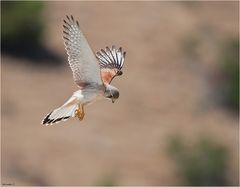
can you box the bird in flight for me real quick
[42,15,126,125]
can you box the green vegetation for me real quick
[1,1,61,63]
[219,39,239,111]
[182,32,239,112]
[168,136,228,186]
[1,1,44,49]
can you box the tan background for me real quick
[2,1,239,186]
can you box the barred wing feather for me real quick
[63,15,102,87]
[96,46,126,84]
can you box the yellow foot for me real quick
[75,105,85,121]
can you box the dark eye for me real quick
[117,71,123,75]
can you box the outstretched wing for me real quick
[96,46,126,84]
[63,15,102,88]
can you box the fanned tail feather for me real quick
[41,96,78,125]
[42,104,77,125]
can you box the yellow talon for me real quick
[75,104,85,121]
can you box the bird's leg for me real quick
[80,104,85,120]
[75,104,85,121]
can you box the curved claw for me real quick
[75,104,85,121]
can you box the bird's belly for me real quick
[73,88,104,106]
[83,92,103,106]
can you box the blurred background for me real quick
[1,1,239,186]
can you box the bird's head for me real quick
[104,84,119,103]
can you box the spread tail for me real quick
[42,96,78,125]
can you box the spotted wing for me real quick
[96,46,126,84]
[63,15,102,88]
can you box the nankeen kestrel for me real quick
[42,15,126,125]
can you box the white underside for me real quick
[73,88,105,105]
[42,88,105,125]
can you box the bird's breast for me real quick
[81,88,104,105]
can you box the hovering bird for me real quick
[42,15,126,125]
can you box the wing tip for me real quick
[63,15,79,28]
[71,15,74,21]
[66,15,70,21]
[123,51,126,58]
[97,45,126,70]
